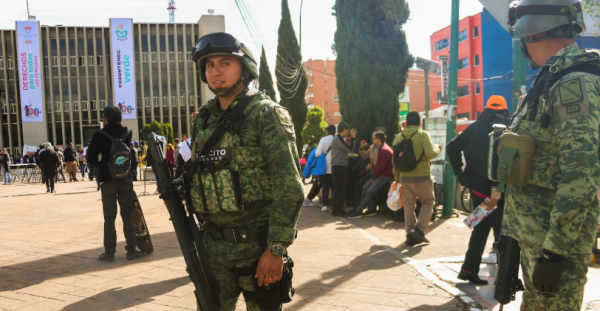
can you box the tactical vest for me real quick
[189,93,272,214]
[495,48,600,192]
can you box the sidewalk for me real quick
[0,180,597,311]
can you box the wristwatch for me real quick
[267,242,287,257]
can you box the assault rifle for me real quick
[147,133,219,311]
[494,235,524,311]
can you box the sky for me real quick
[0,0,485,71]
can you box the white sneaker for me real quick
[321,206,328,212]
[303,199,314,207]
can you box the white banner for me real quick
[16,21,44,123]
[398,86,410,103]
[439,55,449,105]
[109,18,136,120]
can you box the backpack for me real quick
[393,131,424,173]
[98,128,132,180]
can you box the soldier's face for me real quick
[205,56,243,90]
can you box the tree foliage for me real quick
[582,1,600,30]
[162,123,175,144]
[276,0,308,154]
[301,107,328,145]
[334,0,413,142]
[258,46,278,102]
[149,120,164,136]
[142,124,152,142]
[142,120,174,144]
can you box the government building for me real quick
[0,15,225,156]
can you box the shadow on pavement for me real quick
[0,231,183,293]
[57,277,190,311]
[406,296,475,311]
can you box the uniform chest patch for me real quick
[558,78,584,105]
[196,147,234,163]
[566,104,580,113]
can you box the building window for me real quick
[88,56,95,66]
[97,56,104,66]
[153,97,159,107]
[47,103,52,112]
[70,56,77,67]
[11,104,17,114]
[55,102,61,112]
[457,112,470,119]
[151,52,157,62]
[178,52,183,61]
[458,57,469,70]
[187,52,192,61]
[52,57,58,67]
[61,56,67,67]
[64,102,70,111]
[1,105,7,114]
[458,85,470,97]
[458,30,468,43]
[43,57,48,67]
[144,98,150,107]
[473,26,479,38]
[436,92,442,102]
[0,59,4,69]
[162,97,168,107]
[160,52,166,62]
[436,66,441,76]
[475,83,481,95]
[171,96,177,106]
[168,52,174,61]
[90,100,97,110]
[435,38,449,52]
[189,97,195,106]
[7,59,14,69]
[99,100,106,109]
[180,96,185,106]
[474,55,480,67]
[73,101,79,111]
[82,101,88,110]
[79,56,86,66]
[142,52,148,62]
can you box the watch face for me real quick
[272,244,284,255]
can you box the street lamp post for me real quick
[415,57,438,118]
[299,0,304,49]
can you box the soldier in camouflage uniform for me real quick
[189,33,304,310]
[502,0,600,310]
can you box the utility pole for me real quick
[299,0,304,49]
[511,31,527,113]
[416,57,438,118]
[442,0,460,218]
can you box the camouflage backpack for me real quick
[98,128,132,180]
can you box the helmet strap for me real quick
[208,73,249,97]
[520,40,542,70]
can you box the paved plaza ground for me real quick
[0,180,598,311]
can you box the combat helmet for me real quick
[191,33,258,96]
[508,0,586,68]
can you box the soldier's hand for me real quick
[255,250,284,287]
[532,252,564,294]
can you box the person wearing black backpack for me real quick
[392,111,441,246]
[87,106,146,262]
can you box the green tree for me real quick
[301,106,328,145]
[142,124,152,142]
[334,0,413,142]
[276,0,308,154]
[162,123,175,144]
[149,120,164,136]
[258,45,278,102]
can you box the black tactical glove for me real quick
[531,250,565,294]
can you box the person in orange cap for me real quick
[446,95,510,284]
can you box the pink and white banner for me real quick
[15,21,44,123]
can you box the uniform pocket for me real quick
[519,120,558,189]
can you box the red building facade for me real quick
[303,59,340,125]
[429,13,484,120]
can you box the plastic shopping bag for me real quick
[387,182,403,212]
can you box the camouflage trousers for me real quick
[520,242,591,311]
[197,229,283,311]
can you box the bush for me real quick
[301,107,328,145]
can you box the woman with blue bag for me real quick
[302,125,336,211]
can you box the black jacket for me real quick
[37,149,59,173]
[1,154,10,171]
[86,123,132,182]
[64,147,76,162]
[446,109,509,197]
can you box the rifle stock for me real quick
[494,235,524,307]
[147,134,219,311]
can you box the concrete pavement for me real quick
[0,180,598,311]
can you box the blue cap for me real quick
[134,141,139,145]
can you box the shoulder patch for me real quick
[558,78,583,105]
[271,106,295,137]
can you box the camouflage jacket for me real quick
[503,43,600,256]
[190,88,305,244]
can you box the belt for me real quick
[208,225,267,243]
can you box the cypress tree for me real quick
[258,45,278,102]
[276,0,308,154]
[334,0,413,142]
